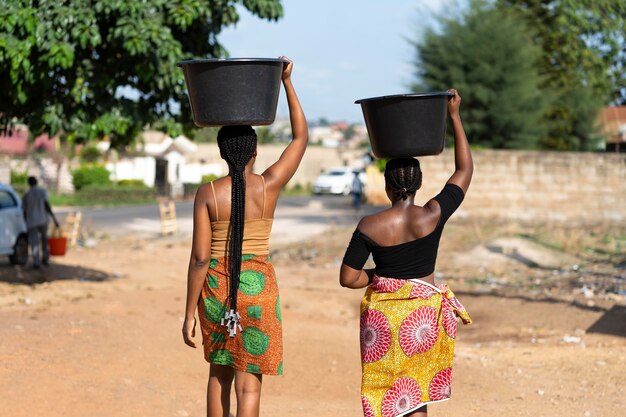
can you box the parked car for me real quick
[312,167,367,195]
[0,184,28,265]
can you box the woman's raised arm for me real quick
[263,56,309,189]
[445,89,473,193]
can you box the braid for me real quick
[384,158,422,200]
[217,125,257,336]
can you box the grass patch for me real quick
[49,185,156,207]
[280,183,312,197]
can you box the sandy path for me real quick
[0,229,624,417]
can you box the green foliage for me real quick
[79,144,102,163]
[414,0,549,149]
[75,185,155,205]
[190,127,220,143]
[201,174,219,183]
[280,182,311,196]
[116,179,148,187]
[72,164,111,191]
[49,185,156,206]
[375,159,387,173]
[498,0,626,149]
[10,170,28,185]
[0,0,284,148]
[256,126,275,144]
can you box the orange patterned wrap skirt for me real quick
[197,254,283,375]
[360,275,472,417]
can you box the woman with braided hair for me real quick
[340,90,473,417]
[182,56,308,417]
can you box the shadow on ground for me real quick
[587,305,626,338]
[0,261,110,285]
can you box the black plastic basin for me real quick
[355,92,453,158]
[179,58,287,127]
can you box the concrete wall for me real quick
[366,149,626,224]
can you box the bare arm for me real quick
[445,89,473,193]
[45,201,59,227]
[263,56,309,190]
[182,186,212,348]
[340,265,373,289]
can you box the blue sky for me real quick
[219,0,455,123]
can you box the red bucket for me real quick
[48,236,67,256]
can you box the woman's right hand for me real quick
[447,89,461,118]
[182,317,197,348]
[280,55,293,81]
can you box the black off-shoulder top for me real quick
[342,183,464,279]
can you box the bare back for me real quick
[205,173,280,222]
[357,200,444,247]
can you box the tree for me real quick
[0,0,283,149]
[413,0,550,149]
[498,0,626,150]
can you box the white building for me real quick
[105,131,222,196]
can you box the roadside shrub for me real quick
[72,165,111,191]
[201,174,219,183]
[10,171,28,185]
[79,144,102,163]
[73,185,156,206]
[183,183,201,198]
[11,184,28,195]
[116,179,148,188]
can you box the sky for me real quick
[219,0,456,124]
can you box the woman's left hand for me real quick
[182,317,197,348]
[279,55,293,81]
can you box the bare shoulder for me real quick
[356,210,389,235]
[194,182,214,204]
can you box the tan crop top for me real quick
[209,176,273,258]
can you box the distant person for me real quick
[182,57,308,417]
[352,170,364,210]
[22,176,59,269]
[339,89,472,417]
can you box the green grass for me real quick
[280,183,312,197]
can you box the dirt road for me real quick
[0,223,624,417]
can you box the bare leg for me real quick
[207,364,235,417]
[407,405,427,417]
[234,370,263,417]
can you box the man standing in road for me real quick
[351,170,364,211]
[22,176,59,268]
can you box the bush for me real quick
[11,184,28,196]
[10,171,28,185]
[72,165,111,191]
[201,174,219,183]
[73,185,156,206]
[79,144,102,163]
[116,179,148,188]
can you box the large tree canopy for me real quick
[413,1,550,149]
[0,0,283,148]
[498,0,626,150]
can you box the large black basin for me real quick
[355,92,453,158]
[179,58,287,127]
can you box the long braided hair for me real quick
[217,125,257,333]
[384,158,422,200]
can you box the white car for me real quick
[0,184,28,265]
[312,167,367,195]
